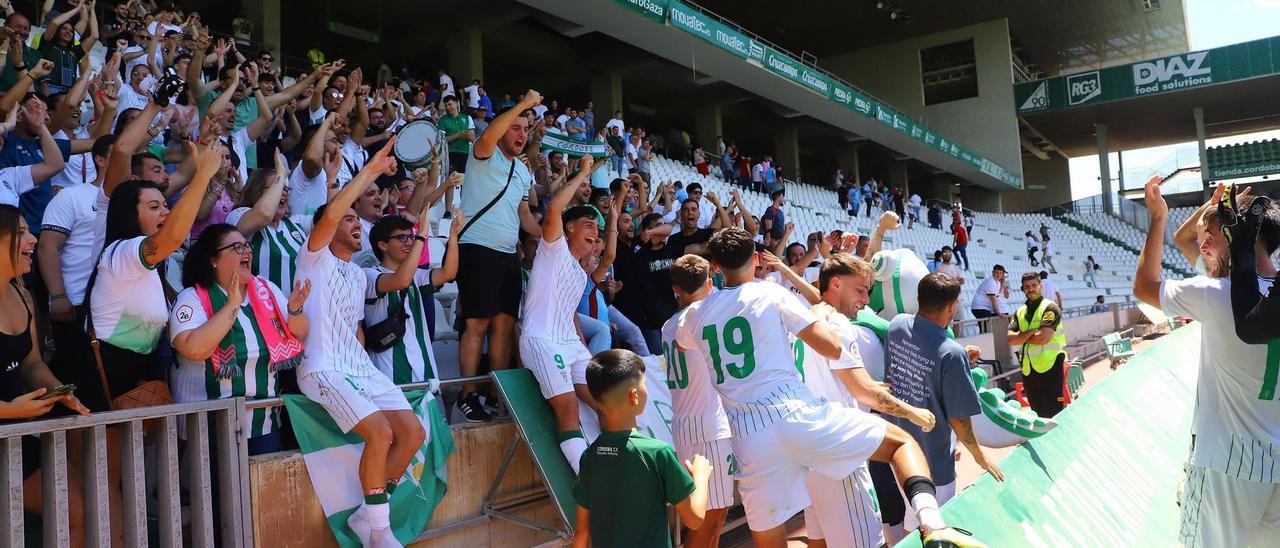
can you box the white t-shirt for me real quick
[1042,241,1053,256]
[531,104,548,119]
[910,194,922,208]
[336,138,369,187]
[675,281,820,437]
[605,118,625,135]
[146,21,182,36]
[521,236,589,342]
[289,162,329,218]
[1025,235,1038,249]
[766,267,820,307]
[438,74,455,97]
[463,84,480,108]
[51,128,95,188]
[309,104,328,126]
[90,237,170,354]
[1041,279,1062,305]
[222,127,252,184]
[122,46,162,79]
[169,280,288,438]
[1161,276,1280,482]
[555,113,570,129]
[662,303,731,446]
[0,165,35,206]
[40,182,100,305]
[363,266,441,384]
[851,321,887,381]
[800,310,865,411]
[935,262,963,283]
[296,245,376,377]
[115,83,154,129]
[970,276,1002,312]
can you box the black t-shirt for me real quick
[627,243,681,328]
[666,228,712,256]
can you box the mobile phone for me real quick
[38,384,76,400]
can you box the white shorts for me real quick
[675,437,736,511]
[298,371,412,433]
[519,337,591,399]
[1179,465,1280,548]
[733,401,887,531]
[804,464,884,548]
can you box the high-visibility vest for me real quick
[1016,299,1067,375]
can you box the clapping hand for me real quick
[288,279,312,315]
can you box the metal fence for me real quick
[0,398,251,548]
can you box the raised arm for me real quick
[42,5,80,42]
[1133,176,1168,306]
[105,99,163,196]
[140,141,223,267]
[27,122,66,182]
[431,209,465,287]
[763,251,820,305]
[542,155,593,243]
[234,152,287,236]
[0,60,53,119]
[186,31,210,99]
[300,112,334,178]
[80,2,99,53]
[309,137,396,252]
[863,211,900,261]
[591,188,623,282]
[707,192,730,229]
[733,190,757,234]
[243,79,272,141]
[475,89,540,160]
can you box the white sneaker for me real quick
[369,526,403,548]
[347,505,373,546]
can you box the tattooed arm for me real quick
[950,416,1005,481]
[835,367,935,431]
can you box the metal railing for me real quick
[0,398,251,547]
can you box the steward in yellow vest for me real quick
[1007,272,1067,418]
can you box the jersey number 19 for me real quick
[701,316,756,384]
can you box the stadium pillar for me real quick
[244,0,281,58]
[694,105,722,151]
[590,72,623,126]
[1095,123,1114,215]
[448,29,484,85]
[890,159,909,195]
[1195,107,1210,201]
[774,126,801,183]
[837,144,861,187]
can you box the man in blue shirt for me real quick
[454,91,546,422]
[885,273,1004,519]
[565,108,588,142]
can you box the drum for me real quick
[393,119,444,168]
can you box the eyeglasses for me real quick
[388,234,416,244]
[216,242,252,255]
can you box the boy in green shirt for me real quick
[573,349,712,548]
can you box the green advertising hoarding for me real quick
[613,0,668,23]
[1015,35,1280,114]
[762,46,834,98]
[667,1,764,62]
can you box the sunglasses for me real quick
[217,242,252,255]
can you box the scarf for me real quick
[195,277,304,379]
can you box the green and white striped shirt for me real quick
[363,266,441,385]
[228,207,310,292]
[169,282,289,438]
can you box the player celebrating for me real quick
[518,154,606,473]
[664,254,735,548]
[797,253,938,548]
[675,227,984,548]
[295,137,426,547]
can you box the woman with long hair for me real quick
[226,152,305,292]
[0,204,91,544]
[85,140,222,411]
[170,223,311,454]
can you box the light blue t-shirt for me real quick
[590,165,610,189]
[885,314,981,485]
[566,118,588,142]
[459,151,534,253]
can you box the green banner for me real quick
[540,133,613,158]
[667,1,763,62]
[1016,35,1280,114]
[613,0,668,23]
[896,324,1200,547]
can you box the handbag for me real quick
[89,325,173,417]
[365,289,409,353]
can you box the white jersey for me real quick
[169,281,288,438]
[40,182,100,305]
[336,139,369,187]
[289,162,329,218]
[363,266,441,385]
[227,208,310,292]
[675,281,820,437]
[1161,276,1280,482]
[296,246,376,376]
[662,304,731,446]
[521,236,588,343]
[799,311,865,411]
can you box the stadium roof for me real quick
[691,0,1190,78]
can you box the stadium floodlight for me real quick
[876,1,890,10]
[890,9,902,19]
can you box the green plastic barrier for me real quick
[896,324,1201,547]
[490,369,579,532]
